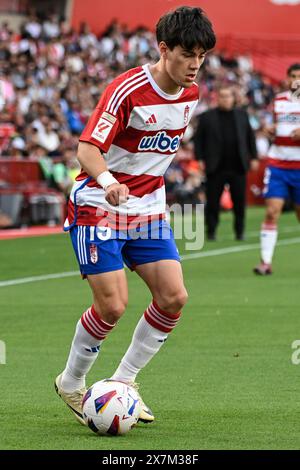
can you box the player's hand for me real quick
[263,125,276,139]
[105,183,129,206]
[290,128,300,141]
[198,160,206,174]
[250,159,259,172]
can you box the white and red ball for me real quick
[82,379,141,436]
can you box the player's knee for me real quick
[265,206,280,224]
[108,303,127,323]
[176,290,189,310]
[95,301,127,324]
[158,288,188,313]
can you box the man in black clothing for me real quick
[194,87,258,240]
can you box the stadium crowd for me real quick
[0,12,285,204]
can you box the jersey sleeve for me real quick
[79,83,129,153]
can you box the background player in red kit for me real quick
[254,64,300,275]
[55,6,216,424]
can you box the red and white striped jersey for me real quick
[67,64,199,227]
[268,90,300,169]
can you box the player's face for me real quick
[163,45,206,89]
[287,70,300,92]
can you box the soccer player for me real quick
[254,64,300,275]
[55,6,216,425]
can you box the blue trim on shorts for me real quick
[263,166,300,204]
[70,220,181,276]
[64,177,92,231]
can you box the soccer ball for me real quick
[82,379,141,436]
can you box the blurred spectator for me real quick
[22,143,56,197]
[66,102,85,134]
[42,14,60,40]
[52,147,80,197]
[171,141,205,206]
[0,71,15,107]
[35,117,60,155]
[23,15,42,39]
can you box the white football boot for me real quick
[130,383,155,423]
[54,373,87,426]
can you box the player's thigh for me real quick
[264,197,285,223]
[70,225,128,322]
[135,260,188,313]
[87,269,128,323]
[263,166,289,209]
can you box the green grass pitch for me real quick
[1,207,300,450]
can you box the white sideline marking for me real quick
[222,225,299,241]
[0,236,299,288]
[181,236,300,260]
[0,271,79,287]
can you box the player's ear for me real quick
[158,41,168,59]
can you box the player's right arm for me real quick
[263,98,277,140]
[263,124,276,140]
[77,141,129,206]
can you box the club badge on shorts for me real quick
[90,244,98,264]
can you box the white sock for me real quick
[60,320,102,392]
[260,222,278,264]
[111,316,168,384]
[61,306,115,392]
[111,301,180,384]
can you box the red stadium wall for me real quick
[71,0,300,37]
[71,0,300,82]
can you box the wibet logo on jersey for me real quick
[92,111,117,144]
[138,131,183,153]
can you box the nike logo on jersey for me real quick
[138,131,183,153]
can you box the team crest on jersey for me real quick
[90,244,98,264]
[184,105,190,125]
[91,112,116,144]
